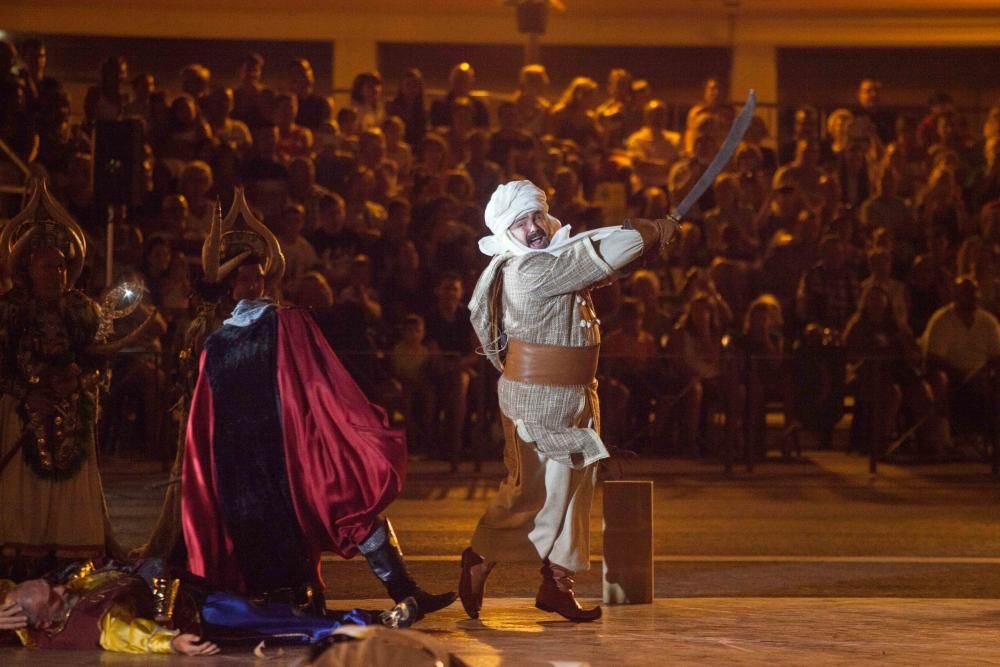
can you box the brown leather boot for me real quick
[534,561,602,622]
[458,547,494,619]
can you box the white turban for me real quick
[479,180,571,256]
[478,179,622,257]
[484,180,550,236]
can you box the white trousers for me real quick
[471,416,596,573]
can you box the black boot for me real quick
[358,518,457,618]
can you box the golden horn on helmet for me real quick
[232,186,285,284]
[65,228,86,287]
[0,180,41,270]
[201,199,223,283]
[216,250,252,282]
[6,226,39,274]
[38,179,87,260]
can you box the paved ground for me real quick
[4,447,1000,664]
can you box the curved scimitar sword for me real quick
[671,89,757,221]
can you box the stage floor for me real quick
[3,450,999,664]
[3,596,1000,665]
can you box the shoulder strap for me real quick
[469,254,512,372]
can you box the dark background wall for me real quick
[377,42,731,101]
[9,33,1000,127]
[9,32,334,94]
[778,47,1000,111]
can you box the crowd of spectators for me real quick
[1,38,998,467]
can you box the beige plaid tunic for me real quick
[469,226,646,569]
[471,237,618,468]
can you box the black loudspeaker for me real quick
[516,1,548,34]
[94,119,145,206]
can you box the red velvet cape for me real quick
[181,307,406,592]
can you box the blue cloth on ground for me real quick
[201,592,373,644]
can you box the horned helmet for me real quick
[201,186,285,285]
[0,178,88,288]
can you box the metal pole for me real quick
[992,369,999,476]
[745,354,756,473]
[105,209,115,288]
[868,358,882,475]
[0,136,31,177]
[524,33,540,66]
[722,350,735,475]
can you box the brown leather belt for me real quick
[503,338,599,386]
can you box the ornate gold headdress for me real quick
[0,178,88,286]
[201,186,285,284]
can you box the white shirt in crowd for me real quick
[626,126,681,189]
[280,235,320,288]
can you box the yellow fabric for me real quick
[66,569,122,595]
[98,602,176,654]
